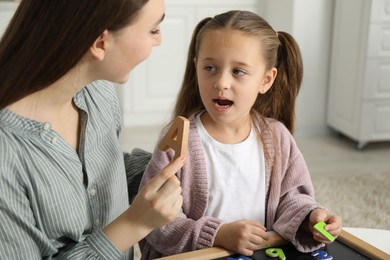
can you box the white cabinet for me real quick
[117,0,262,127]
[327,0,390,149]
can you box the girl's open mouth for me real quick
[212,99,234,108]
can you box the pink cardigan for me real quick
[139,113,323,259]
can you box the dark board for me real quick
[212,239,371,260]
[157,230,389,260]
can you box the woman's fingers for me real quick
[172,193,183,214]
[140,156,185,221]
[146,156,185,193]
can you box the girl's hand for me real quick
[214,220,269,256]
[309,208,342,244]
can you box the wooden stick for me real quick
[338,229,389,260]
[156,231,288,260]
[158,116,190,160]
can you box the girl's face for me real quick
[195,29,276,129]
[103,0,165,83]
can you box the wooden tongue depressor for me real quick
[158,116,190,160]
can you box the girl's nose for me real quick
[214,73,231,90]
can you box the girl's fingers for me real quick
[248,234,264,248]
[313,231,330,243]
[247,228,270,251]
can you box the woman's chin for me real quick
[114,75,130,85]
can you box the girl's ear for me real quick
[259,67,277,94]
[89,29,110,61]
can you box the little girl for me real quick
[139,10,342,259]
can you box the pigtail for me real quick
[173,18,212,119]
[255,31,303,134]
[275,31,303,133]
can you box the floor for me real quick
[295,132,390,177]
[120,126,390,177]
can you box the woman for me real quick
[0,0,183,259]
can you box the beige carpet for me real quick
[311,171,390,230]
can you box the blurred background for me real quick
[2,0,389,147]
[1,0,390,230]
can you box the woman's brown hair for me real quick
[173,10,303,133]
[0,0,149,109]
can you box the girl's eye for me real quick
[204,65,216,72]
[233,69,245,76]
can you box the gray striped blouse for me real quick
[0,81,132,259]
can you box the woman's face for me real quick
[103,0,165,83]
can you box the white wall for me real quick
[0,2,17,36]
[117,0,262,128]
[264,0,334,136]
[0,0,335,137]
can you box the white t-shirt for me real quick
[195,113,266,224]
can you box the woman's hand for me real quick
[104,156,185,252]
[131,156,184,229]
[214,220,269,256]
[309,208,342,244]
